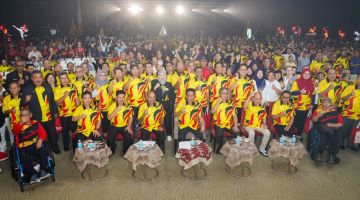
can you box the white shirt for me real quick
[28,51,43,61]
[261,80,281,104]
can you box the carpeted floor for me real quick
[1,140,360,200]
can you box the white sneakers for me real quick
[167,136,172,142]
[259,148,268,157]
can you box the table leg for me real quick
[181,163,207,181]
[271,159,297,175]
[81,165,108,181]
[132,165,159,181]
[225,163,251,178]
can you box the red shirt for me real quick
[13,120,47,148]
[202,66,212,81]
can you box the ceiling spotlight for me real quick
[211,9,216,12]
[128,4,143,15]
[176,5,184,15]
[115,7,121,11]
[192,8,197,12]
[224,9,229,13]
[156,6,164,14]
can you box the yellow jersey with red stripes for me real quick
[167,72,180,88]
[73,105,102,137]
[96,84,112,112]
[244,102,267,128]
[138,101,165,132]
[318,79,342,105]
[35,86,52,122]
[232,77,254,108]
[271,100,294,126]
[188,78,208,108]
[175,100,203,130]
[127,77,147,107]
[110,79,125,100]
[309,60,324,74]
[290,81,314,111]
[207,74,229,103]
[213,100,236,129]
[74,78,96,100]
[2,95,20,126]
[108,103,133,127]
[341,84,360,120]
[175,72,190,104]
[54,85,78,117]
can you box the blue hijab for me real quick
[253,69,266,90]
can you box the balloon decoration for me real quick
[338,29,346,39]
[322,27,329,39]
[291,25,302,36]
[12,24,29,40]
[277,26,285,36]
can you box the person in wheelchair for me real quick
[12,107,50,184]
[311,97,343,165]
[175,88,206,142]
[137,90,166,152]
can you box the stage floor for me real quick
[1,140,360,200]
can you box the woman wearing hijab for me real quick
[94,69,111,135]
[290,67,315,137]
[253,69,266,92]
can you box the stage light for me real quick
[115,7,121,11]
[156,6,164,14]
[176,5,184,15]
[192,8,197,12]
[128,4,143,15]
[211,9,216,12]
[224,9,229,13]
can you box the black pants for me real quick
[101,112,110,133]
[275,124,287,137]
[19,144,48,176]
[236,107,242,124]
[106,126,133,154]
[318,130,341,156]
[141,129,165,152]
[41,119,59,151]
[214,125,240,153]
[164,110,173,136]
[178,127,203,141]
[341,117,357,146]
[60,116,76,149]
[131,106,139,129]
[293,109,308,136]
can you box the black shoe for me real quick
[339,145,345,150]
[64,147,70,152]
[327,155,340,165]
[53,149,61,154]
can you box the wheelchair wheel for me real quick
[9,146,19,181]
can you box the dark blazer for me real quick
[151,80,175,112]
[5,70,32,91]
[21,83,58,122]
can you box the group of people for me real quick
[0,34,359,181]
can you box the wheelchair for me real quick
[8,143,56,192]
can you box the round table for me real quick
[220,140,259,178]
[175,141,213,181]
[268,139,305,175]
[124,143,164,181]
[72,143,112,181]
